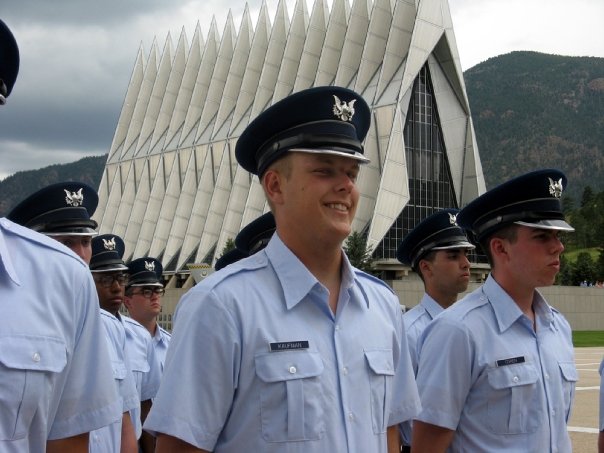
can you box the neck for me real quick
[491,269,535,314]
[136,317,158,337]
[425,288,457,309]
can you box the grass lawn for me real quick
[573,331,604,347]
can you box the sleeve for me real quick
[48,270,121,439]
[140,335,161,401]
[387,304,421,426]
[414,316,474,430]
[143,287,241,450]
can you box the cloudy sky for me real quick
[1,0,603,180]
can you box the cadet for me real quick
[412,169,577,452]
[122,257,164,452]
[145,86,421,452]
[396,208,474,449]
[124,257,171,369]
[0,18,120,451]
[90,234,140,453]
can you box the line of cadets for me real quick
[1,15,587,452]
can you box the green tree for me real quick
[219,238,236,258]
[344,231,373,274]
[557,255,574,286]
[572,252,597,285]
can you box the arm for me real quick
[139,399,155,453]
[121,412,139,453]
[387,425,401,453]
[412,420,455,453]
[156,434,210,453]
[46,433,89,453]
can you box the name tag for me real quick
[269,341,309,352]
[496,356,526,367]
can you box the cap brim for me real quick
[431,241,476,251]
[46,229,98,237]
[128,282,163,288]
[91,264,129,272]
[289,148,370,164]
[514,220,574,232]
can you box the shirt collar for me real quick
[265,233,359,310]
[0,218,22,285]
[483,274,555,332]
[420,293,445,319]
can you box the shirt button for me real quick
[335,325,340,331]
[289,366,297,374]
[552,410,556,416]
[545,374,550,380]
[342,367,348,375]
[348,412,354,421]
[512,376,519,383]
[32,352,41,362]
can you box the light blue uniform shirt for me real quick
[123,316,161,438]
[0,218,120,452]
[599,359,604,431]
[400,293,444,445]
[89,310,140,452]
[416,275,577,452]
[152,325,171,371]
[145,234,420,452]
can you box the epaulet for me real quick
[353,268,395,295]
[159,326,172,338]
[403,305,427,326]
[123,316,145,330]
[200,252,268,291]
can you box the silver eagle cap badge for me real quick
[548,177,563,198]
[102,237,117,251]
[145,260,155,271]
[64,188,84,207]
[448,212,458,226]
[332,95,356,122]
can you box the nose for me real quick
[336,172,355,193]
[461,254,470,269]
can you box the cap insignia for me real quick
[102,237,116,251]
[332,95,356,122]
[448,212,458,226]
[145,260,155,271]
[64,188,84,207]
[548,177,563,198]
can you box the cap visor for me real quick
[128,282,163,287]
[46,229,98,237]
[431,241,476,251]
[91,264,129,272]
[289,148,370,164]
[514,220,574,232]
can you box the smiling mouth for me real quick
[326,203,349,212]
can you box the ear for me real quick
[123,296,132,310]
[262,169,285,206]
[490,237,509,262]
[418,259,432,278]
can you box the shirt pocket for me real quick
[486,363,541,434]
[365,349,395,434]
[0,335,67,441]
[558,361,578,415]
[255,351,325,442]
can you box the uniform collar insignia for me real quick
[332,95,356,122]
[448,212,458,225]
[548,177,563,198]
[102,237,116,250]
[64,188,84,207]
[145,260,155,271]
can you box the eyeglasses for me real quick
[131,287,165,298]
[94,274,128,288]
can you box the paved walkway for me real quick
[570,347,602,452]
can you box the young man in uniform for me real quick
[396,208,474,450]
[145,86,420,452]
[412,169,577,452]
[0,18,120,452]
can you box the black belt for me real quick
[401,446,411,453]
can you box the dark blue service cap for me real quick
[7,181,99,236]
[457,169,574,242]
[235,212,276,255]
[127,257,163,287]
[90,234,128,272]
[215,248,248,271]
[0,19,19,104]
[235,86,371,176]
[397,209,475,268]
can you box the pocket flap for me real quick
[364,349,395,376]
[558,361,578,382]
[255,351,324,382]
[487,363,539,389]
[0,335,67,373]
[112,361,127,380]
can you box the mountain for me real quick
[0,154,106,217]
[464,51,604,201]
[1,51,602,215]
